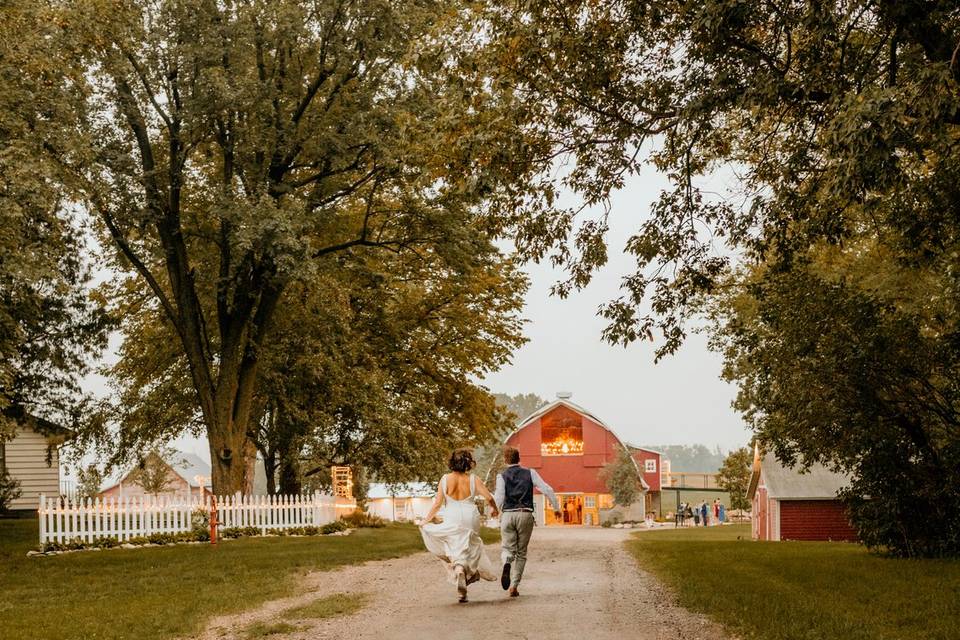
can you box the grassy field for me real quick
[0,518,495,640]
[241,592,368,638]
[629,524,960,640]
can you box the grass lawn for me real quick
[241,592,368,638]
[0,518,498,640]
[629,524,960,640]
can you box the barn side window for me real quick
[541,415,583,456]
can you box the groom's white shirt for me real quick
[494,464,560,511]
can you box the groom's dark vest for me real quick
[501,465,534,511]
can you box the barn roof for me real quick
[508,397,650,491]
[748,448,851,500]
[513,398,611,432]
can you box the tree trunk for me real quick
[263,449,277,495]
[278,441,302,495]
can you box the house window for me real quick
[541,415,583,456]
[584,495,596,509]
[644,459,657,473]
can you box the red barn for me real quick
[504,394,651,526]
[747,446,857,542]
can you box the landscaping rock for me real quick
[26,550,43,557]
[121,543,137,549]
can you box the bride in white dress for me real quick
[419,449,499,602]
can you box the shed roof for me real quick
[100,450,212,493]
[748,448,851,500]
[367,482,435,499]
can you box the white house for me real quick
[1,413,72,512]
[99,451,213,500]
[366,482,435,522]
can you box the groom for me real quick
[494,446,561,597]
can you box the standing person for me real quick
[420,449,499,603]
[700,501,709,527]
[713,499,720,525]
[494,446,561,598]
[693,503,700,526]
[719,502,726,524]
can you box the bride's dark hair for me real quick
[448,449,476,473]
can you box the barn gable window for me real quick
[541,413,583,456]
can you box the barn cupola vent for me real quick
[556,391,572,399]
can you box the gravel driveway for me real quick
[197,527,730,640]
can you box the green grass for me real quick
[0,519,429,640]
[240,591,369,638]
[629,524,960,640]
[285,591,368,620]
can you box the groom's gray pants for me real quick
[500,510,535,588]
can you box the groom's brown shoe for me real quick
[500,563,511,590]
[508,587,519,598]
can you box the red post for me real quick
[209,495,218,546]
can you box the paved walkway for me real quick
[199,527,730,640]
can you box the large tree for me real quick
[484,0,960,555]
[18,0,542,493]
[0,1,111,437]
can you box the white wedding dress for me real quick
[419,474,496,586]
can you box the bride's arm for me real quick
[474,477,499,518]
[421,479,444,524]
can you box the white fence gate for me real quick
[37,493,353,545]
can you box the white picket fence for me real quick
[37,493,355,545]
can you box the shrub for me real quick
[190,507,210,533]
[221,526,260,539]
[339,510,385,528]
[0,470,22,513]
[321,520,348,534]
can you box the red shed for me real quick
[504,394,648,526]
[747,446,857,542]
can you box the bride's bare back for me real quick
[443,472,475,500]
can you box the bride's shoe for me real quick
[455,565,468,602]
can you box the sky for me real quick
[480,167,750,452]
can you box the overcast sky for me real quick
[481,165,750,452]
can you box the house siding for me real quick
[779,500,857,542]
[4,426,60,510]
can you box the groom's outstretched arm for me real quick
[493,473,505,511]
[530,469,560,512]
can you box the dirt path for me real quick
[197,527,730,640]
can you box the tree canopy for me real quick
[11,0,547,493]
[484,0,960,555]
[0,2,111,438]
[716,447,751,511]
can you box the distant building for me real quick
[747,445,857,542]
[1,410,72,512]
[366,482,435,522]
[99,451,212,500]
[503,394,649,526]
